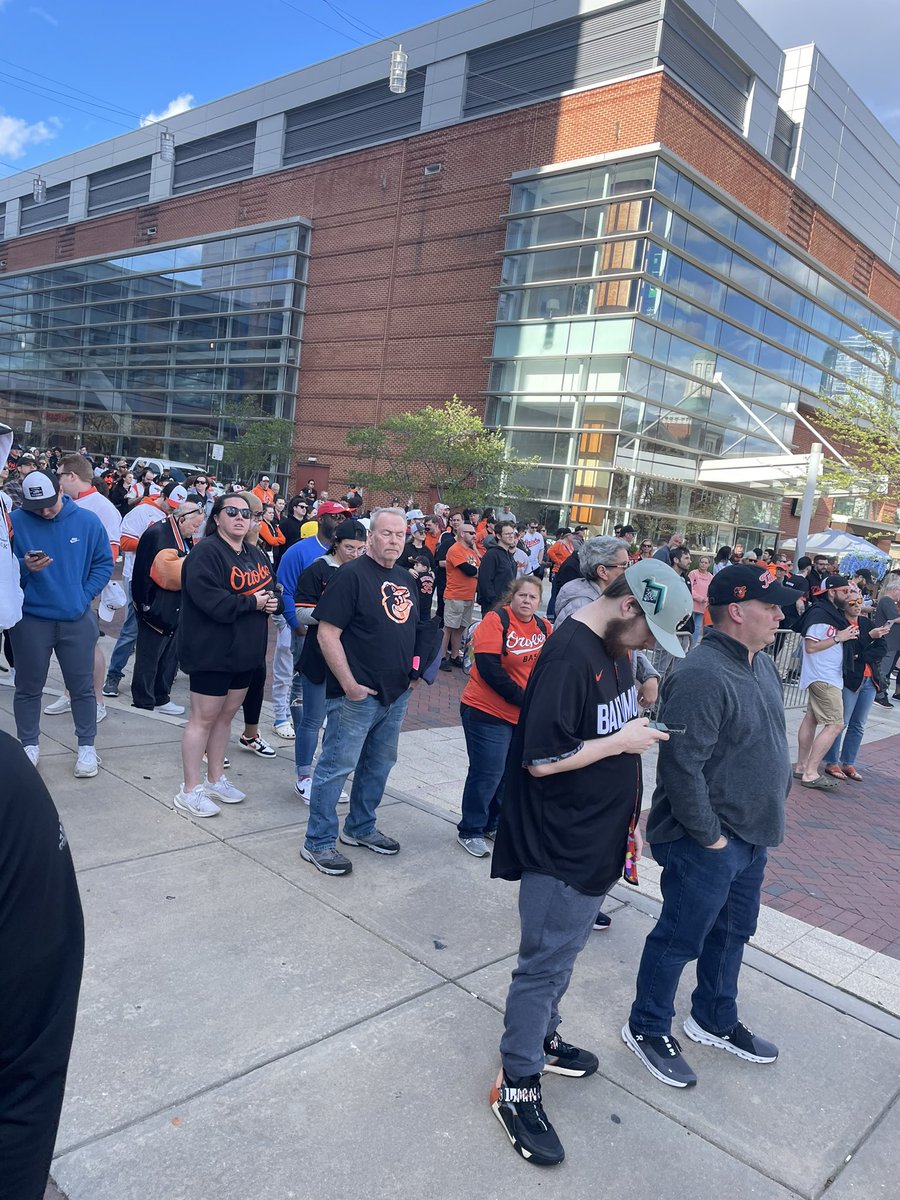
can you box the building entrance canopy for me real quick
[697,453,815,495]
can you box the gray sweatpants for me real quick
[10,611,98,747]
[500,871,600,1079]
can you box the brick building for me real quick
[0,0,897,549]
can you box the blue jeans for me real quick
[458,706,513,837]
[293,674,327,777]
[691,612,705,646]
[823,679,876,767]
[306,690,411,852]
[629,832,767,1036]
[107,580,138,681]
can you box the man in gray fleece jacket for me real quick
[623,564,795,1089]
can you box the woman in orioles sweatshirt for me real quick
[175,494,283,819]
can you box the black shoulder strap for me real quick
[498,606,510,655]
[534,614,549,638]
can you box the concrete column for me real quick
[68,175,89,222]
[149,149,175,202]
[253,113,287,175]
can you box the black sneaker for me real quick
[621,1023,697,1087]
[543,1029,598,1077]
[593,911,611,931]
[683,1015,778,1063]
[874,695,894,708]
[101,677,119,698]
[439,658,453,672]
[490,1070,564,1166]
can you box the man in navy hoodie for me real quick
[10,471,112,778]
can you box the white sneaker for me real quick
[272,720,295,740]
[74,746,101,778]
[23,744,40,767]
[97,702,108,723]
[156,701,186,716]
[295,776,312,803]
[44,694,71,715]
[202,752,231,769]
[204,774,246,804]
[174,784,220,818]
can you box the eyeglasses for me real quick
[179,508,203,519]
[640,543,653,549]
[605,560,630,571]
[195,479,208,486]
[222,506,251,519]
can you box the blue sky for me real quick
[0,0,896,177]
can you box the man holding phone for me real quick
[489,559,691,1166]
[623,563,795,1088]
[9,471,113,777]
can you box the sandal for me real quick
[823,765,846,780]
[841,764,863,781]
[800,775,837,790]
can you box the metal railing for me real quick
[645,629,808,711]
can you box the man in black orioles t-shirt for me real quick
[489,560,691,1167]
[301,507,423,876]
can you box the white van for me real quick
[129,458,207,483]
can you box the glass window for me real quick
[734,218,777,266]
[729,253,770,299]
[687,185,737,244]
[654,159,678,197]
[510,172,593,213]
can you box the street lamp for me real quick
[159,129,176,163]
[389,46,408,94]
[32,176,47,204]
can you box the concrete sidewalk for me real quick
[3,668,898,1200]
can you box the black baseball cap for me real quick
[823,574,850,590]
[21,470,61,511]
[619,524,635,535]
[707,564,799,607]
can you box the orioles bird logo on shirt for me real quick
[381,581,414,624]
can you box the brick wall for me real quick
[3,72,898,497]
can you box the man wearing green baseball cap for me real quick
[488,560,691,1167]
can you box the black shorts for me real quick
[189,669,254,697]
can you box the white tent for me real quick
[779,529,892,567]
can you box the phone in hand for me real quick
[649,721,686,734]
[25,550,47,560]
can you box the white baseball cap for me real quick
[624,559,693,658]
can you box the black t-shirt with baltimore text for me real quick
[313,553,418,706]
[491,617,642,896]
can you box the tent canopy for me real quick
[779,530,892,578]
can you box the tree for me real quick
[221,396,295,482]
[814,334,900,508]
[346,396,536,508]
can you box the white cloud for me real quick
[0,112,58,159]
[139,93,195,128]
[29,6,59,25]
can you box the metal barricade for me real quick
[644,630,807,712]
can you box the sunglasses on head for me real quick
[222,506,251,519]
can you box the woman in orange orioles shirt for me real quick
[456,576,550,858]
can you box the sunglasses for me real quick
[222,506,251,519]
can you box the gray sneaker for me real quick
[300,844,353,875]
[457,835,490,858]
[339,828,400,855]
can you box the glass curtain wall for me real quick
[0,224,308,467]
[488,156,899,547]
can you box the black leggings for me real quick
[2,629,13,669]
[242,663,266,726]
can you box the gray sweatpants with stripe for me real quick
[500,871,600,1079]
[10,611,98,747]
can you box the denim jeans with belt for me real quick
[823,679,876,767]
[629,831,767,1036]
[306,690,411,852]
[458,705,513,838]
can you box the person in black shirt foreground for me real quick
[490,559,691,1167]
[0,731,84,1200]
[623,564,795,1091]
[301,507,438,876]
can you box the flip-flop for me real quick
[841,765,863,781]
[823,765,846,780]
[800,775,837,790]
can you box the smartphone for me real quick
[25,550,47,559]
[649,721,686,734]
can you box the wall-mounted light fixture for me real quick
[389,45,408,94]
[159,129,176,163]
[32,176,47,204]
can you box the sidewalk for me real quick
[3,656,898,1200]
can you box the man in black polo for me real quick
[623,564,794,1088]
[489,559,690,1166]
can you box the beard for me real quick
[602,615,644,661]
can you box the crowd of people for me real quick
[3,428,900,1185]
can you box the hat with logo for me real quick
[98,580,127,623]
[162,481,188,508]
[405,508,425,520]
[18,452,36,465]
[823,574,850,591]
[707,564,799,608]
[624,559,693,657]
[21,471,61,511]
[316,500,351,516]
